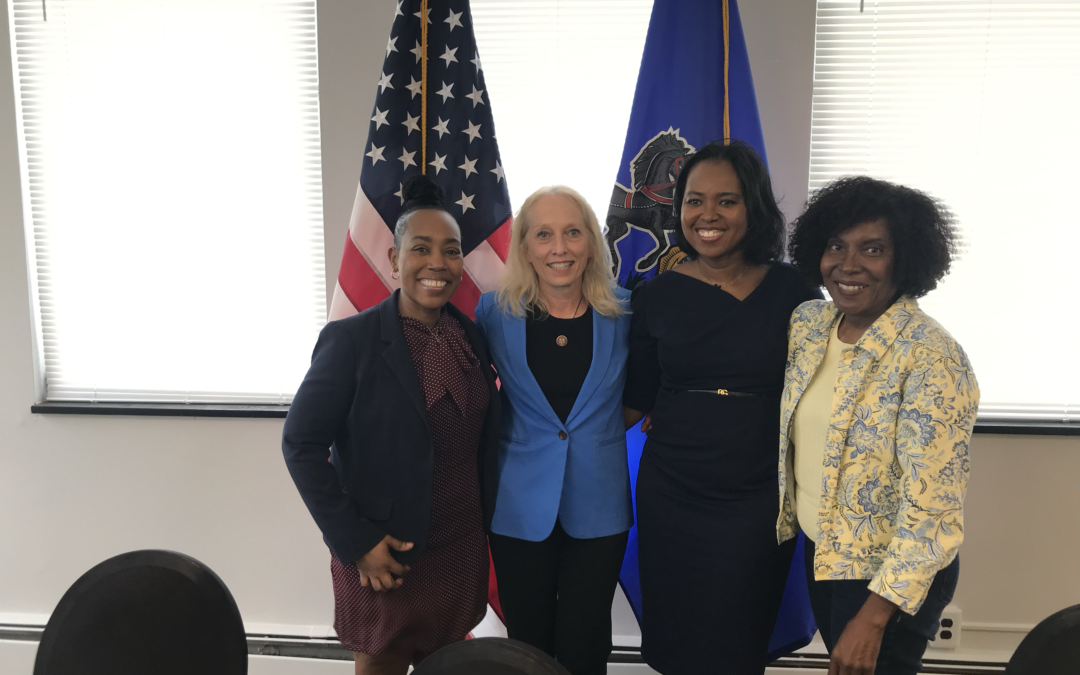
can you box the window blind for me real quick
[10,0,326,404]
[470,0,653,221]
[810,0,1080,422]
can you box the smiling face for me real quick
[821,218,900,330]
[524,193,592,298]
[680,159,748,261]
[389,209,463,323]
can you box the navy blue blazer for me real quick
[474,289,634,542]
[282,291,501,565]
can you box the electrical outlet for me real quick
[929,604,962,650]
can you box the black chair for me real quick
[413,637,572,675]
[34,549,247,675]
[1005,604,1080,675]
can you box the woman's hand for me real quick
[624,406,646,430]
[640,414,652,433]
[829,593,899,674]
[355,535,414,592]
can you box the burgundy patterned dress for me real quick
[330,311,490,656]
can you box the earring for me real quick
[391,271,399,280]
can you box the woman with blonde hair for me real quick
[475,185,632,675]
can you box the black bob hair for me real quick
[393,175,456,249]
[788,176,958,299]
[672,140,785,265]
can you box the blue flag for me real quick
[606,0,817,661]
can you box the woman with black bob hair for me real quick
[623,140,822,674]
[283,175,500,675]
[779,176,979,674]
[671,140,785,266]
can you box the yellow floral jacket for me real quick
[777,296,979,615]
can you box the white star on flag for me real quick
[462,120,482,142]
[413,6,431,23]
[386,36,398,58]
[402,113,420,135]
[440,45,459,67]
[395,1,403,18]
[432,117,451,138]
[406,76,423,100]
[491,160,505,183]
[465,85,485,108]
[366,144,386,165]
[394,182,404,204]
[377,71,394,93]
[436,81,455,102]
[398,149,417,169]
[371,107,389,129]
[410,40,423,64]
[471,51,482,71]
[445,9,464,32]
[459,156,478,178]
[456,192,476,213]
[429,153,448,175]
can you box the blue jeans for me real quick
[804,541,959,675]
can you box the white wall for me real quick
[317,0,386,307]
[0,1,1077,669]
[740,0,817,228]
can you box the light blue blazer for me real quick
[474,289,634,542]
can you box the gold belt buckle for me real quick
[717,389,729,395]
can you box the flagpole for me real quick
[722,0,730,143]
[420,0,429,174]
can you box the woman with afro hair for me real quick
[779,176,980,675]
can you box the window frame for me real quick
[9,0,328,407]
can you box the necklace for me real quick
[702,261,749,288]
[555,295,585,347]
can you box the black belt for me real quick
[661,386,766,398]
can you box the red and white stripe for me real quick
[329,187,511,322]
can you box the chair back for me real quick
[1005,604,1080,675]
[34,549,247,675]
[413,637,572,675]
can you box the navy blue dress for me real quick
[624,263,821,674]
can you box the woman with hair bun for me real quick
[282,175,501,675]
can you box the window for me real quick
[470,0,653,223]
[10,0,325,404]
[809,0,1080,421]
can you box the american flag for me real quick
[328,0,513,321]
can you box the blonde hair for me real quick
[495,185,626,319]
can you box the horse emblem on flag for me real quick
[606,128,695,285]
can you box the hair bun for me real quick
[401,175,446,210]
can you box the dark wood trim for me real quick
[0,625,1011,671]
[30,402,288,419]
[29,402,1080,435]
[973,421,1080,436]
[610,648,1006,674]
